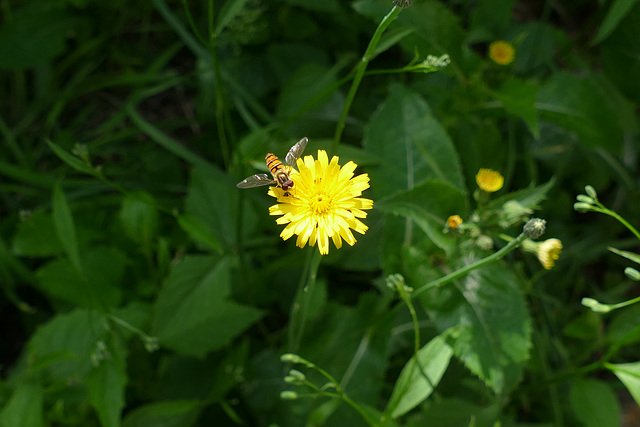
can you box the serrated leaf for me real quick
[592,0,637,45]
[0,7,81,69]
[35,247,125,309]
[364,85,464,199]
[176,214,223,254]
[492,79,539,138]
[377,180,466,254]
[122,400,201,427]
[537,72,623,149]
[0,380,44,427]
[386,334,453,418]
[425,261,531,393]
[87,336,128,427]
[151,256,263,357]
[608,361,640,406]
[47,140,95,175]
[119,191,159,249]
[28,309,111,381]
[11,210,63,257]
[52,182,83,273]
[569,378,621,427]
[215,0,251,36]
[486,178,555,213]
[185,166,245,251]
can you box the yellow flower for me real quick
[268,150,373,255]
[446,215,463,229]
[522,238,563,270]
[537,238,563,270]
[476,168,504,192]
[489,41,515,65]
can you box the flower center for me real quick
[310,192,331,214]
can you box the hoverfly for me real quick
[236,137,308,191]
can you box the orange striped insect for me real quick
[237,137,308,191]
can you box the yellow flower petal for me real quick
[268,149,373,255]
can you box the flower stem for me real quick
[412,233,527,298]
[331,5,403,155]
[287,249,323,353]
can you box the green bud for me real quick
[576,194,594,204]
[288,369,306,381]
[573,202,593,213]
[393,0,413,8]
[284,376,300,384]
[280,353,306,364]
[280,391,299,400]
[523,218,546,240]
[581,297,611,313]
[585,185,598,200]
[625,267,640,281]
[476,235,494,250]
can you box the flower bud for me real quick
[575,194,594,204]
[625,267,640,281]
[585,185,598,200]
[281,353,306,364]
[573,202,593,213]
[581,297,611,313]
[280,391,299,400]
[523,218,546,240]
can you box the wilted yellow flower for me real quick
[476,168,504,192]
[268,150,373,255]
[537,238,563,269]
[489,40,515,65]
[447,215,463,229]
[522,237,563,269]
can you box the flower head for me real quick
[268,150,373,255]
[489,41,515,65]
[537,238,563,270]
[446,215,463,230]
[476,168,504,192]
[522,237,563,269]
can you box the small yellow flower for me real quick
[522,237,563,269]
[537,238,563,270]
[476,168,504,192]
[268,150,373,255]
[446,215,463,229]
[489,41,515,65]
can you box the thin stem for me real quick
[287,249,323,353]
[413,233,527,298]
[331,5,403,155]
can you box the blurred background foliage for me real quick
[1,0,640,426]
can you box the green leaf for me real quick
[592,0,638,44]
[486,178,555,213]
[600,4,640,103]
[0,7,81,69]
[176,214,223,254]
[87,336,128,427]
[52,182,83,273]
[0,380,44,427]
[119,191,159,249]
[185,166,250,250]
[275,63,340,119]
[35,247,126,309]
[28,309,111,381]
[385,334,454,418]
[151,256,263,357]
[425,262,531,394]
[537,72,623,149]
[364,85,465,199]
[122,400,201,427]
[569,378,621,427]
[46,140,95,175]
[492,79,539,138]
[376,180,467,255]
[608,361,640,406]
[215,0,251,35]
[608,247,640,265]
[11,210,63,257]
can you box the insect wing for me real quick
[236,174,275,189]
[284,137,308,167]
